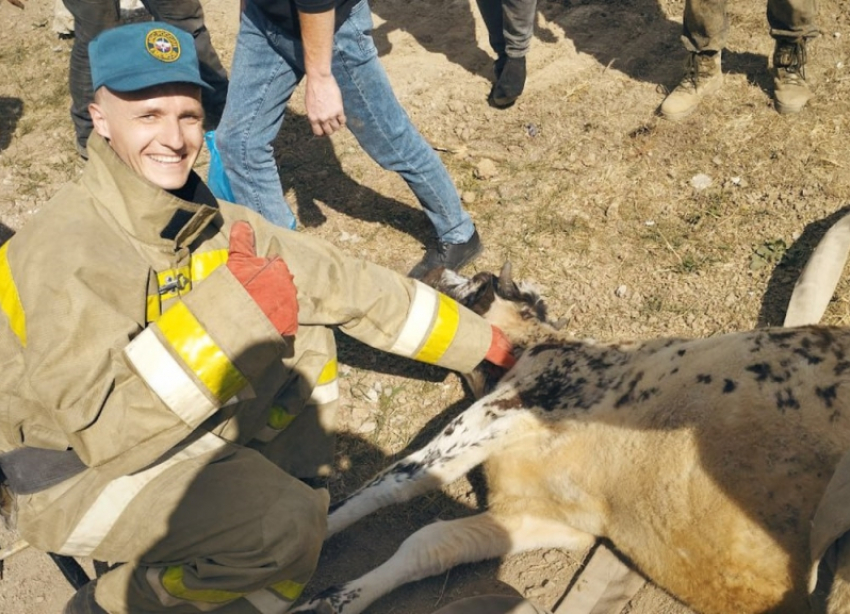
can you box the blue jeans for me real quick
[216,0,474,242]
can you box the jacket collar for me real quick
[82,133,221,249]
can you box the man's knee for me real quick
[261,482,329,583]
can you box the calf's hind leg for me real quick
[294,511,595,614]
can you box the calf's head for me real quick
[422,263,559,397]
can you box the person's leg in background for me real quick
[767,0,819,114]
[215,2,302,229]
[332,0,481,278]
[61,0,120,158]
[143,0,230,128]
[659,0,727,120]
[475,0,537,108]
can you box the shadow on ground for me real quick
[370,0,776,95]
[757,205,850,327]
[314,395,523,614]
[0,222,14,246]
[0,97,23,153]
[273,110,434,244]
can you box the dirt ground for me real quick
[2,0,850,611]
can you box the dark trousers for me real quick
[475,0,538,59]
[61,0,230,148]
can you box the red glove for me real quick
[485,325,516,369]
[226,221,298,336]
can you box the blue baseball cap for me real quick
[89,21,212,93]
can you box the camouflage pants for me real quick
[682,0,818,52]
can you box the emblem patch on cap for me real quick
[145,29,181,63]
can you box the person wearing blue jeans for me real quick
[215,0,483,278]
[61,0,230,159]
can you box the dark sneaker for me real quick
[489,56,526,109]
[408,229,483,279]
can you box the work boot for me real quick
[773,38,812,114]
[64,580,109,614]
[660,51,723,120]
[489,56,526,108]
[408,228,483,279]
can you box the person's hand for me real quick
[3,0,27,9]
[485,326,516,369]
[304,73,346,137]
[226,221,299,336]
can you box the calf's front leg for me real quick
[294,511,595,614]
[327,399,524,537]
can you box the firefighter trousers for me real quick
[17,436,328,613]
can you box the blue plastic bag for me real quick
[204,130,235,202]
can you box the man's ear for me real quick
[89,101,110,140]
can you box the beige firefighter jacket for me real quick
[0,134,494,483]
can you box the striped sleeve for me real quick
[124,266,289,429]
[124,302,248,428]
[389,281,493,374]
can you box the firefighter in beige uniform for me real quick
[0,22,515,614]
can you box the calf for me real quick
[293,264,850,614]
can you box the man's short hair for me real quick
[89,21,212,93]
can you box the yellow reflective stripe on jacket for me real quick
[125,303,248,425]
[414,292,459,363]
[125,326,218,425]
[149,249,229,318]
[256,357,339,442]
[309,358,339,406]
[253,406,296,442]
[267,405,297,430]
[148,566,304,612]
[191,249,228,280]
[161,566,241,604]
[146,568,224,612]
[157,267,190,302]
[146,294,160,324]
[267,579,305,602]
[0,243,26,346]
[61,433,227,556]
[390,281,459,364]
[157,302,247,403]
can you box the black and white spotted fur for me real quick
[293,264,850,614]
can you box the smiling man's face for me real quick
[90,83,204,191]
